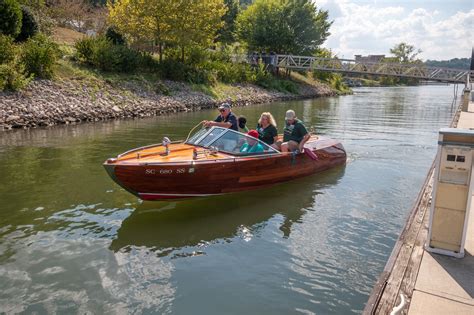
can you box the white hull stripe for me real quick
[139,192,223,197]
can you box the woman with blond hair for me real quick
[256,112,278,147]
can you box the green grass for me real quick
[54,57,338,101]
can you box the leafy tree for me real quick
[217,0,240,44]
[239,0,253,7]
[108,0,226,62]
[237,0,331,55]
[17,1,55,34]
[390,42,422,63]
[0,0,23,37]
[108,0,174,61]
[169,0,226,61]
[16,6,38,42]
[105,26,125,45]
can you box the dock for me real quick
[364,88,474,314]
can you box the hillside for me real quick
[425,57,471,69]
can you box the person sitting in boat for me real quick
[240,130,265,153]
[257,112,278,147]
[202,103,238,131]
[281,110,310,153]
[238,115,249,133]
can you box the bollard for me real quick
[462,87,471,112]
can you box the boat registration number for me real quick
[145,168,192,175]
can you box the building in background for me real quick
[354,55,385,62]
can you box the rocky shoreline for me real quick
[0,78,336,131]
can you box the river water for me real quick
[0,86,456,314]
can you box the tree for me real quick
[0,0,23,37]
[105,26,125,45]
[237,0,331,54]
[16,6,38,42]
[108,0,226,62]
[217,0,240,44]
[108,0,175,61]
[390,42,422,63]
[169,0,226,61]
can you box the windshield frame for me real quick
[185,126,280,155]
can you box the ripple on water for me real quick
[0,86,457,313]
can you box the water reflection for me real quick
[0,236,176,314]
[111,167,346,255]
[0,86,457,314]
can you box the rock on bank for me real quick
[0,78,335,130]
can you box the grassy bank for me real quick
[1,26,349,130]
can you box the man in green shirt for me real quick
[281,109,310,153]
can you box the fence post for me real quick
[462,83,471,112]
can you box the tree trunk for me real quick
[159,43,162,63]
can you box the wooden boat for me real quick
[103,127,346,200]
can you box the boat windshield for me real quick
[186,127,279,155]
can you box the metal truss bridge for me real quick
[274,55,473,84]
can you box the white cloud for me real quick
[319,0,474,60]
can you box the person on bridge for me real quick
[281,109,310,153]
[202,103,238,131]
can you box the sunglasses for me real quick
[219,109,226,112]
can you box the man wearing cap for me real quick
[203,103,238,131]
[281,109,310,153]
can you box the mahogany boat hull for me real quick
[104,141,346,201]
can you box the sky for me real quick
[318,0,474,61]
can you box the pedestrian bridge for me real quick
[273,55,473,84]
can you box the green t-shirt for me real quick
[257,124,278,145]
[240,142,265,153]
[283,119,308,143]
[240,126,249,133]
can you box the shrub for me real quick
[16,6,38,42]
[0,34,17,64]
[105,26,125,45]
[75,36,141,72]
[21,33,59,79]
[0,0,22,37]
[187,46,211,65]
[140,52,159,71]
[0,61,33,91]
[89,37,119,71]
[157,59,190,81]
[92,39,141,72]
[74,36,96,62]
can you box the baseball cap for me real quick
[248,130,259,139]
[285,109,296,120]
[218,103,231,110]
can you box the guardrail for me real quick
[273,55,473,83]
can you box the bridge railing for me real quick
[274,55,473,83]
